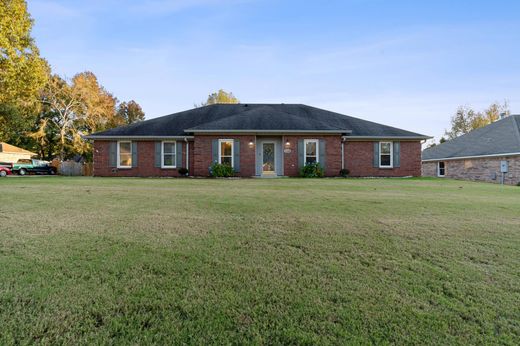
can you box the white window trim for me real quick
[304,139,319,164]
[117,140,132,169]
[161,140,177,169]
[218,139,234,167]
[379,141,393,168]
[437,161,446,177]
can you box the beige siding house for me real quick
[422,115,520,185]
[0,142,36,163]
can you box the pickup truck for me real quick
[12,159,57,176]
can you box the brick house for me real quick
[87,104,429,177]
[422,114,520,185]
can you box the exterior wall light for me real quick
[285,140,290,146]
[248,141,254,147]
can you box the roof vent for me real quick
[244,104,248,107]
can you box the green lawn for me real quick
[0,177,519,344]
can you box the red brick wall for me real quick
[192,135,256,177]
[93,140,190,177]
[93,138,422,177]
[344,140,422,177]
[282,135,342,177]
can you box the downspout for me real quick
[184,138,189,175]
[341,138,345,170]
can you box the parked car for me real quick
[0,162,13,177]
[12,159,57,175]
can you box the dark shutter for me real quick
[109,142,117,167]
[373,142,379,168]
[233,140,240,172]
[212,139,218,163]
[176,141,183,168]
[155,142,161,168]
[393,142,400,168]
[131,142,138,168]
[298,139,304,168]
[319,139,326,172]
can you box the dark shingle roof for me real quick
[90,104,429,138]
[422,114,520,160]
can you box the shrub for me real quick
[209,162,234,177]
[339,168,350,177]
[299,162,324,178]
[516,181,520,186]
[178,167,189,176]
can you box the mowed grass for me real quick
[0,177,519,345]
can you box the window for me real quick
[118,141,132,168]
[438,161,445,177]
[304,139,319,164]
[219,139,234,167]
[162,141,176,168]
[379,142,393,168]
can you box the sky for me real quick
[28,0,520,141]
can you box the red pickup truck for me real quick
[0,162,13,177]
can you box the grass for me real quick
[0,177,519,345]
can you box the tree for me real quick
[198,89,239,106]
[40,75,81,159]
[116,100,145,124]
[0,0,50,145]
[72,72,119,133]
[445,101,510,139]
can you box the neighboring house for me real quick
[87,104,429,177]
[0,142,36,163]
[422,114,520,185]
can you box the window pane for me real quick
[221,156,232,166]
[120,142,131,155]
[306,142,316,156]
[380,154,391,166]
[120,154,132,167]
[306,156,317,164]
[380,142,391,154]
[221,141,232,156]
[163,154,175,166]
[164,142,175,154]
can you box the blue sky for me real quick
[28,0,520,140]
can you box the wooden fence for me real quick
[58,161,93,176]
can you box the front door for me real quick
[262,142,275,173]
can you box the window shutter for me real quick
[319,139,326,172]
[298,139,304,168]
[233,140,240,172]
[373,142,379,168]
[393,142,400,168]
[109,142,117,167]
[176,141,183,168]
[155,142,161,168]
[131,142,138,167]
[212,139,218,163]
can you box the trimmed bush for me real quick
[339,168,350,177]
[178,167,189,176]
[299,162,324,178]
[209,162,234,177]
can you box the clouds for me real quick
[27,0,520,141]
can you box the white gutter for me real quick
[85,135,194,140]
[186,129,352,134]
[343,135,432,140]
[422,152,520,162]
